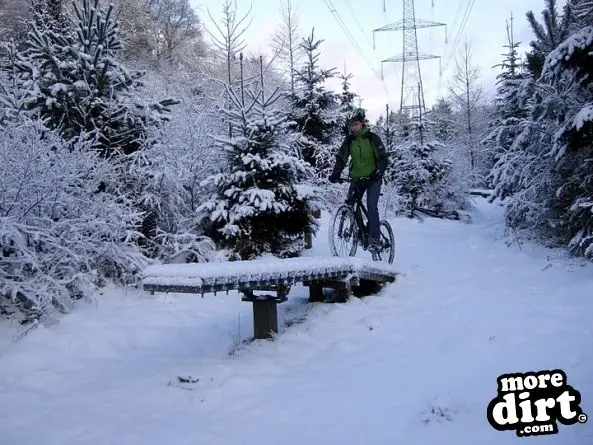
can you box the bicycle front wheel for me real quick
[329,204,358,257]
[378,220,395,264]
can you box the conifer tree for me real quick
[7,0,176,157]
[1,0,178,258]
[483,14,529,190]
[198,55,319,260]
[336,72,358,136]
[488,0,593,258]
[289,28,340,174]
[524,0,572,78]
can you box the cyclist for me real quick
[328,107,389,259]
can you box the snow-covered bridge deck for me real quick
[142,256,397,339]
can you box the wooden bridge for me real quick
[142,256,397,340]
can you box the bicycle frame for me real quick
[351,198,369,246]
[342,180,374,248]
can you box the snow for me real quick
[1,197,593,445]
[543,26,593,73]
[573,104,593,131]
[49,83,69,96]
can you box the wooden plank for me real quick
[143,260,396,296]
[356,270,397,283]
[144,270,355,294]
[143,283,206,294]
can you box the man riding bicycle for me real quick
[329,108,389,259]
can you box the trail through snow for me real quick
[1,197,592,445]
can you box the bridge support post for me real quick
[240,286,289,340]
[304,274,358,303]
[252,299,278,339]
[304,207,322,249]
[308,282,324,302]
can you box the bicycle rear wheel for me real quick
[377,220,395,264]
[329,204,358,257]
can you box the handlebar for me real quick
[333,177,351,184]
[332,176,374,184]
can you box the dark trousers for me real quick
[346,177,381,245]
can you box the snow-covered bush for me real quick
[378,110,469,217]
[387,140,452,215]
[0,119,146,323]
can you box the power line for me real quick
[450,0,467,32]
[322,0,373,69]
[442,0,468,65]
[341,0,375,49]
[442,0,475,73]
[322,0,390,98]
[380,0,395,106]
[436,0,475,98]
[443,0,468,53]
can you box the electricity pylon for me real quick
[373,0,446,117]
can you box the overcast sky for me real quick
[191,0,558,121]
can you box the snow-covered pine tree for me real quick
[488,2,569,205]
[0,0,180,257]
[198,55,319,260]
[381,108,412,184]
[525,0,572,78]
[389,141,449,217]
[483,15,529,191]
[568,0,592,29]
[384,107,460,217]
[336,72,358,136]
[430,99,455,145]
[7,0,176,157]
[539,18,593,258]
[488,0,593,258]
[289,28,340,175]
[423,101,471,214]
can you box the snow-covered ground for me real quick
[1,197,592,445]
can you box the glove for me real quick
[371,169,384,182]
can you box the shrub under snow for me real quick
[0,120,147,323]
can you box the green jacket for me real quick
[331,127,389,179]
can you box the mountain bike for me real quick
[328,177,395,264]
